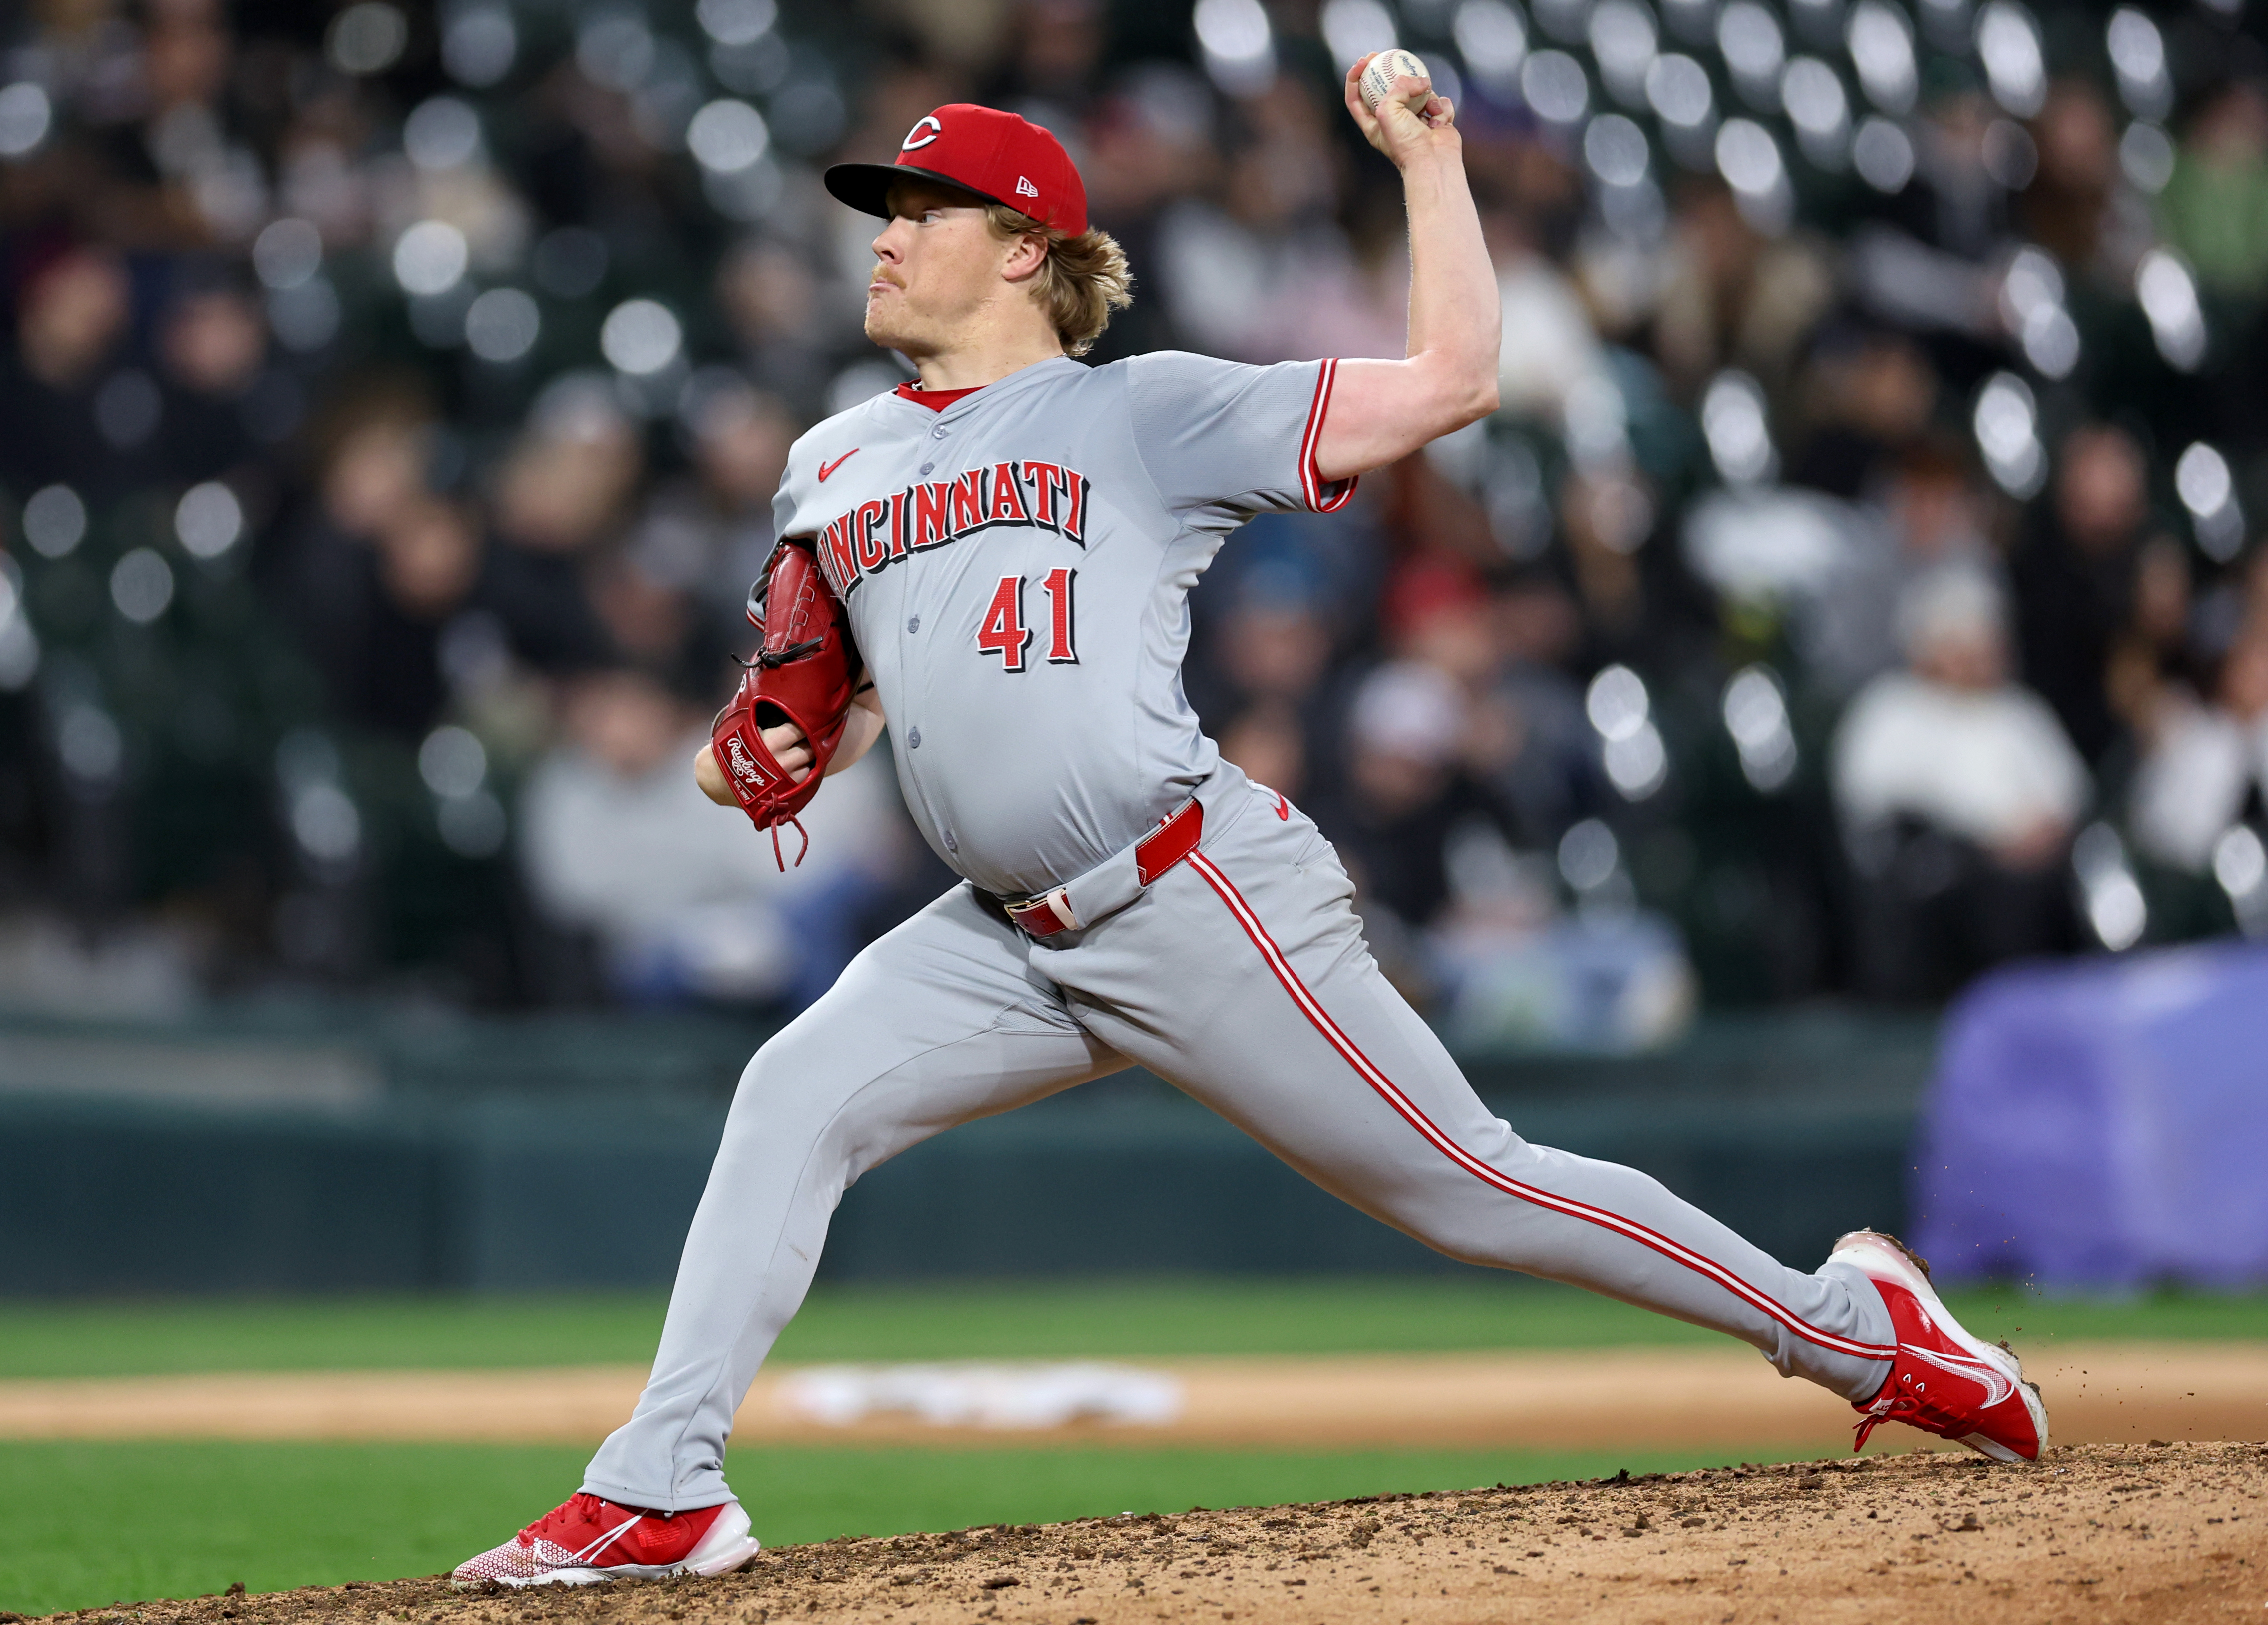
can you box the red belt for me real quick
[1004,799,1205,939]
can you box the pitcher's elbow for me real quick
[1449,369,1499,429]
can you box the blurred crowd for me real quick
[3,0,2268,1043]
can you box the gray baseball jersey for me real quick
[579,352,1901,1517]
[770,352,1353,898]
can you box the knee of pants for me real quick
[733,1024,822,1111]
[717,1021,933,1197]
[719,1020,864,1152]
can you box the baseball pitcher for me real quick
[453,57,2046,1588]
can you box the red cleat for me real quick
[451,1493,761,1588]
[1830,1230,2049,1464]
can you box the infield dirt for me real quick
[27,1441,2264,1625]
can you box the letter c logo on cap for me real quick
[901,115,943,151]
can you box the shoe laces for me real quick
[1852,1375,1973,1451]
[519,1494,616,1548]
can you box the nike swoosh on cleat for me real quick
[1902,1343,2017,1408]
[818,450,858,482]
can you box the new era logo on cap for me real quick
[823,104,1089,236]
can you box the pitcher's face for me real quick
[864,180,1007,356]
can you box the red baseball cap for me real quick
[824,104,1088,235]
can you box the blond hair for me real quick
[984,203,1133,358]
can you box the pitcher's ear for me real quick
[1003,231,1051,283]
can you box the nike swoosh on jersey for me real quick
[1901,1343,2017,1408]
[818,450,859,482]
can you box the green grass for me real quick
[0,1436,1833,1617]
[3,1277,2262,1615]
[0,1275,2261,1381]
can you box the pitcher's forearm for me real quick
[826,697,886,777]
[1312,145,1499,478]
[1400,147,1499,407]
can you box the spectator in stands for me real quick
[1785,327,1938,500]
[2129,626,2268,873]
[333,495,487,740]
[1154,76,1374,363]
[2010,423,2157,764]
[1653,177,1835,402]
[647,375,796,624]
[1834,567,2090,999]
[9,0,2268,1012]
[1478,569,1597,844]
[517,665,906,1009]
[484,380,628,675]
[1801,437,1998,697]
[983,0,1109,120]
[1380,558,1589,848]
[1073,67,1215,360]
[2160,76,2268,300]
[1486,198,1604,420]
[715,239,840,421]
[1315,661,1517,978]
[274,395,444,733]
[0,244,134,494]
[1848,83,2017,394]
[2103,533,2198,752]
[1217,698,1307,805]
[2020,80,2145,287]
[151,267,271,483]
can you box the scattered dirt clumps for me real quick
[35,1442,2268,1625]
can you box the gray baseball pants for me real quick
[582,770,1896,1512]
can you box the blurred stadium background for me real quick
[3,0,2268,1612]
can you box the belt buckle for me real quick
[1008,886,1079,938]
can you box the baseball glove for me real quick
[710,535,864,868]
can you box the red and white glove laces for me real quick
[709,537,863,869]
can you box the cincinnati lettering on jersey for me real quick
[811,460,1090,597]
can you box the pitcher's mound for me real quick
[60,1441,2268,1625]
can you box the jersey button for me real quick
[919,462,933,475]
[931,425,946,439]
[908,727,921,748]
[906,615,920,633]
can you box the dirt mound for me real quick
[29,1442,2268,1625]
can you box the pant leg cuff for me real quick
[577,1476,737,1516]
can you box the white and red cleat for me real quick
[1831,1229,2049,1464]
[451,1493,761,1588]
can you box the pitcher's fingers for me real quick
[694,744,735,807]
[1343,53,1385,142]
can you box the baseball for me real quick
[1358,48,1432,116]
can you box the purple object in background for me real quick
[1912,941,2268,1288]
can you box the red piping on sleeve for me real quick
[1298,358,1360,514]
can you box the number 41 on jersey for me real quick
[978,569,1076,672]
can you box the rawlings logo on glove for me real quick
[709,536,863,868]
